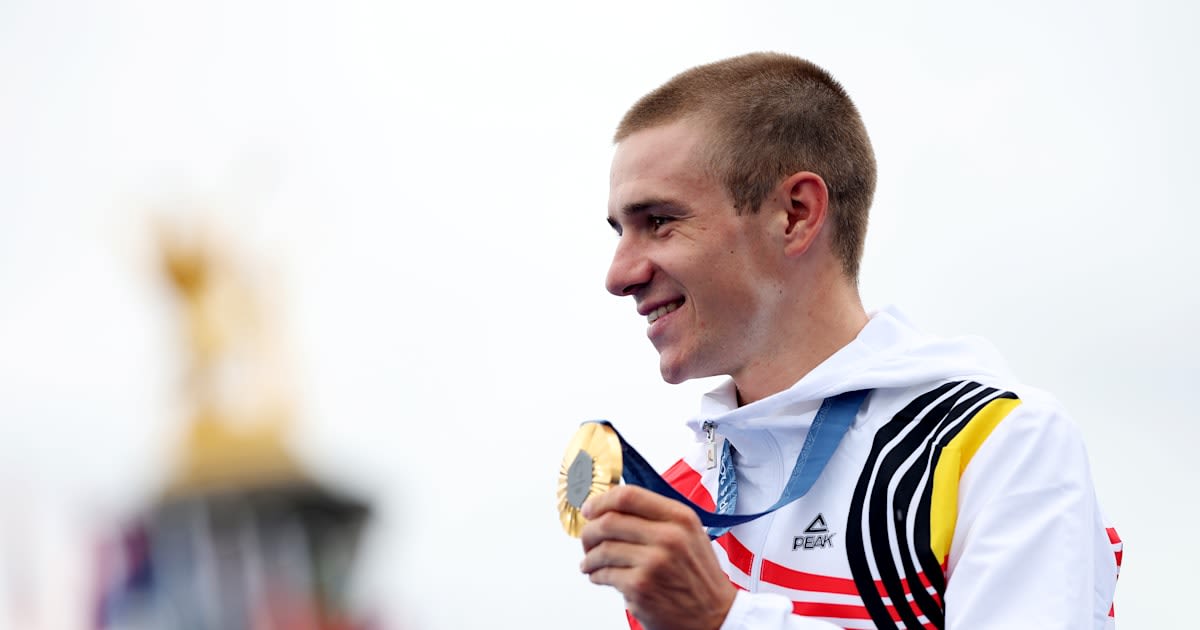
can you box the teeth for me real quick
[647,300,682,324]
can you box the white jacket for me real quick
[641,307,1120,630]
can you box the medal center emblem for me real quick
[566,450,595,509]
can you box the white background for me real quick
[1,1,1196,628]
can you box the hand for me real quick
[579,485,736,630]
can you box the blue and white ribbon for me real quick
[590,389,868,540]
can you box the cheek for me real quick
[683,239,771,318]
[713,266,780,326]
[703,272,759,321]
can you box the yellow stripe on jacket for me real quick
[929,397,1023,565]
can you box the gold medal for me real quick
[557,422,623,537]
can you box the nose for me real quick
[605,236,652,297]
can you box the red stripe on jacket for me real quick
[628,460,943,629]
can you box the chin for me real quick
[660,370,689,385]
[657,353,711,385]
[657,356,689,384]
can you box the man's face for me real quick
[606,119,786,384]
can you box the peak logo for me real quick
[793,513,836,550]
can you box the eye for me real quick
[649,215,674,230]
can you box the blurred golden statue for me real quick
[158,225,303,495]
[90,222,376,630]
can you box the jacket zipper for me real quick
[705,420,772,591]
[748,431,785,592]
[703,421,717,470]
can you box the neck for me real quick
[732,274,868,406]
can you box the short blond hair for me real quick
[615,52,876,279]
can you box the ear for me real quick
[779,171,829,258]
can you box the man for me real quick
[579,53,1120,629]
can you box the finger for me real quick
[579,539,643,575]
[578,510,658,551]
[581,484,698,524]
[583,565,658,616]
[583,565,631,589]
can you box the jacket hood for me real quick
[691,306,1014,429]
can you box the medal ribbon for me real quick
[708,438,738,538]
[594,389,868,540]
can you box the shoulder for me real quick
[869,378,1101,524]
[861,378,1085,455]
[961,381,1090,473]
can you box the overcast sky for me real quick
[1,1,1197,628]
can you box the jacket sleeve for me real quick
[718,590,844,630]
[942,395,1118,629]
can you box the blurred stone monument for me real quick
[94,225,374,630]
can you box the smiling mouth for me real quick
[647,299,685,324]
